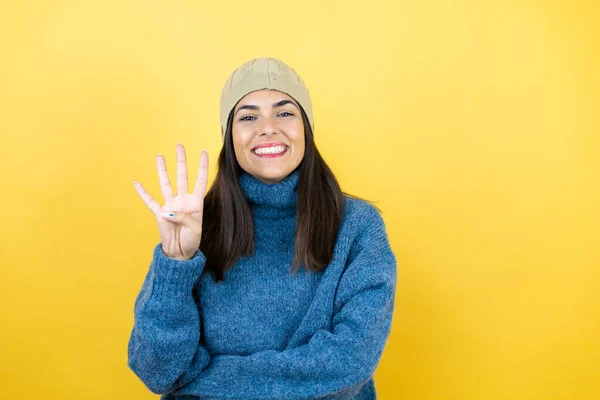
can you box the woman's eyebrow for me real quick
[273,99,299,109]
[235,100,299,116]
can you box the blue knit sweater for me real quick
[127,168,397,399]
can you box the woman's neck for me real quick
[238,168,300,217]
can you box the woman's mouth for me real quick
[252,145,288,158]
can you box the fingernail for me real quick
[161,211,174,218]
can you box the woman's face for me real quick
[232,89,305,184]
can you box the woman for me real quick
[128,57,397,399]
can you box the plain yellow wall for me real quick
[1,0,598,399]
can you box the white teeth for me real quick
[254,146,287,155]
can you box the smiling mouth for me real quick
[252,146,289,158]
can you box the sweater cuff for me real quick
[150,242,206,296]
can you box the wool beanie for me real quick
[219,57,314,142]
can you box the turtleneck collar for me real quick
[239,168,300,215]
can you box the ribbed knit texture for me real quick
[128,168,397,399]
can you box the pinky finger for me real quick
[133,181,161,216]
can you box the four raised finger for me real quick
[135,144,208,214]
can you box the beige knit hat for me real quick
[219,57,314,142]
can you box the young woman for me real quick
[128,57,397,399]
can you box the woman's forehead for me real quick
[235,90,297,109]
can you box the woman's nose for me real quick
[259,117,279,135]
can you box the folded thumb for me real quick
[161,211,202,233]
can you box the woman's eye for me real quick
[240,115,256,121]
[279,112,293,117]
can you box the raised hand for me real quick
[133,144,209,260]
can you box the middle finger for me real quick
[176,143,189,196]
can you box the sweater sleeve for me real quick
[127,242,211,394]
[175,204,397,399]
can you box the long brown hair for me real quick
[200,106,377,282]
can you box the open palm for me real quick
[133,144,209,260]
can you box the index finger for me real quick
[192,149,209,199]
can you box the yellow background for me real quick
[1,0,598,399]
